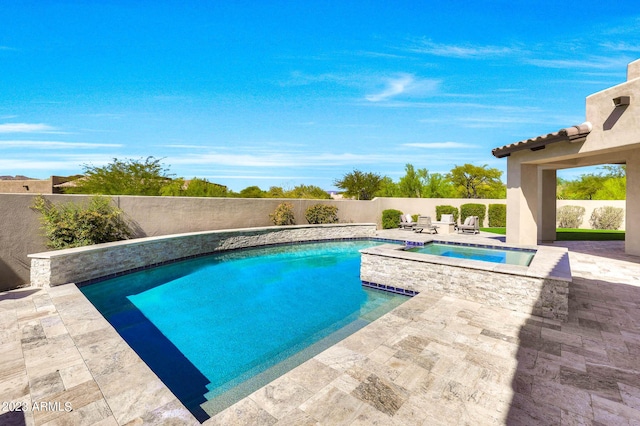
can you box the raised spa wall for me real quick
[360,240,571,321]
[29,223,377,287]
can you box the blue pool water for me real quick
[80,240,407,420]
[407,242,535,266]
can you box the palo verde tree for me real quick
[448,164,505,198]
[67,157,172,196]
[334,169,383,200]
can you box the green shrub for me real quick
[488,204,506,227]
[270,202,295,225]
[305,204,338,224]
[460,203,486,227]
[411,214,420,222]
[557,205,585,228]
[589,206,624,230]
[32,195,132,249]
[435,205,459,223]
[382,209,403,229]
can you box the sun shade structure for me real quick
[492,58,640,256]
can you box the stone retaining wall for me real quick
[360,243,570,321]
[29,223,376,287]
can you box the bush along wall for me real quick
[435,205,459,223]
[460,203,487,227]
[270,202,295,225]
[590,206,624,230]
[488,204,506,227]
[382,209,403,229]
[305,204,339,224]
[557,205,586,228]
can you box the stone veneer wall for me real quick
[360,248,569,321]
[29,223,376,287]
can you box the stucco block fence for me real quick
[360,242,571,321]
[29,223,376,287]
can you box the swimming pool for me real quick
[80,239,407,420]
[406,241,535,266]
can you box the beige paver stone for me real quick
[313,345,367,373]
[299,385,363,425]
[329,373,361,395]
[93,359,179,425]
[286,358,340,394]
[366,344,396,365]
[58,363,93,390]
[23,342,84,379]
[271,408,317,426]
[205,397,277,426]
[40,399,115,426]
[250,376,314,419]
[32,379,104,425]
[530,378,593,418]
[621,383,640,412]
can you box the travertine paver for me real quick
[0,234,639,425]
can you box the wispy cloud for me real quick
[524,55,632,70]
[599,42,640,53]
[0,140,123,149]
[168,148,479,169]
[402,142,476,149]
[0,123,62,133]
[407,39,517,58]
[365,74,439,102]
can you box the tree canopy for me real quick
[334,170,382,200]
[67,157,172,196]
[557,165,625,200]
[447,164,505,198]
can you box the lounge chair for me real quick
[414,216,438,234]
[399,214,417,230]
[457,216,479,234]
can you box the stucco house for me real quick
[492,58,640,256]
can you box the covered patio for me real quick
[492,58,640,256]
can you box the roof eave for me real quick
[492,122,592,159]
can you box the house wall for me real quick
[0,178,54,194]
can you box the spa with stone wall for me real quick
[360,242,571,321]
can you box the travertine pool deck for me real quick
[1,233,640,425]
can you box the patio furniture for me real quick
[414,216,438,234]
[399,214,417,230]
[457,216,479,234]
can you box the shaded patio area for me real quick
[0,234,639,424]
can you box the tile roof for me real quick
[492,122,592,158]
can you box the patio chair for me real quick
[414,216,438,234]
[457,216,479,234]
[399,214,417,230]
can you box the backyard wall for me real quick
[0,193,627,290]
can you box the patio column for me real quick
[540,169,557,242]
[506,159,538,245]
[626,151,640,256]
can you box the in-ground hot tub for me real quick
[360,239,571,321]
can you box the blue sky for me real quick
[2,1,639,191]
